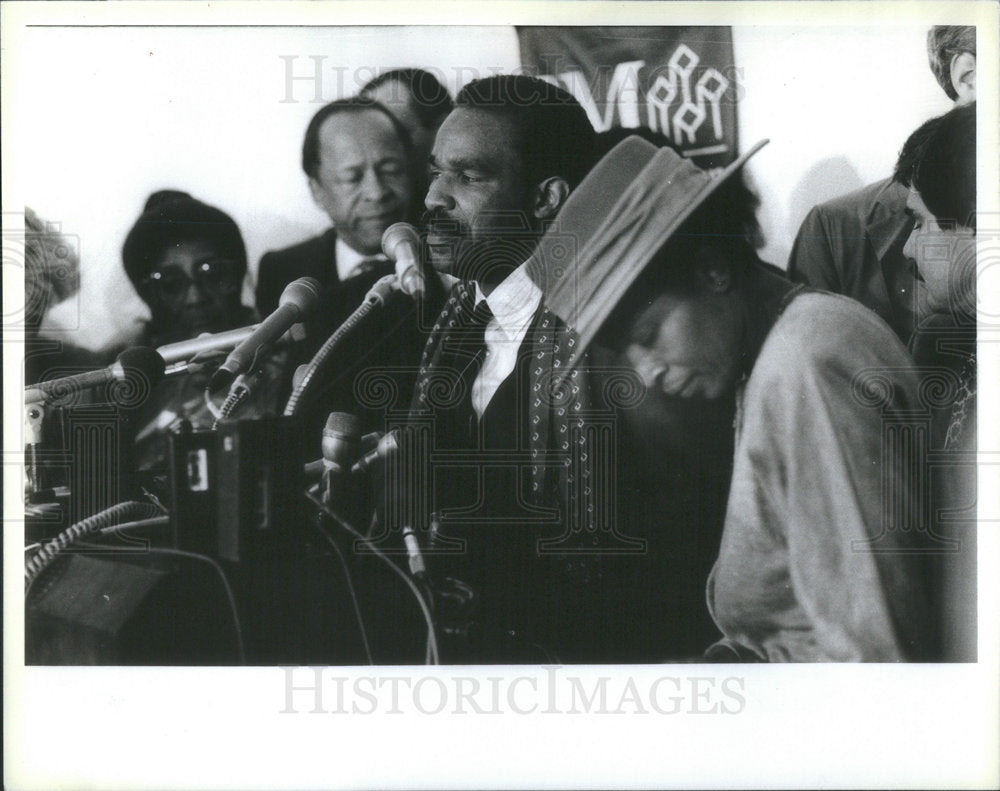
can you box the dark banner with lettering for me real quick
[517,26,739,169]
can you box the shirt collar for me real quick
[335,237,387,281]
[867,179,913,263]
[473,262,543,341]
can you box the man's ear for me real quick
[532,177,570,220]
[950,51,976,104]
[697,261,733,293]
[307,177,326,210]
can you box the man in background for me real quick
[360,67,453,195]
[255,97,415,330]
[787,26,976,343]
[899,103,977,661]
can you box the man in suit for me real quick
[386,75,673,663]
[256,96,427,428]
[787,26,976,344]
[255,96,415,330]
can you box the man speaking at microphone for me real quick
[384,75,628,662]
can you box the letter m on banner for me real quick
[517,26,739,169]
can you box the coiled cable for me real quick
[24,500,163,586]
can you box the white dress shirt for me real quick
[335,238,387,282]
[471,263,543,419]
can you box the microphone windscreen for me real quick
[381,222,420,259]
[117,346,167,387]
[278,277,322,314]
[323,411,362,441]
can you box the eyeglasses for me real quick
[143,259,241,303]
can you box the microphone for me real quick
[321,412,361,509]
[25,347,166,404]
[351,430,399,474]
[382,222,425,297]
[213,277,321,386]
[157,325,260,366]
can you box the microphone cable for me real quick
[70,537,247,665]
[304,488,440,664]
[283,275,395,417]
[24,500,164,587]
[307,497,375,665]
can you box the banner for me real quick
[517,27,739,168]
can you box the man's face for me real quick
[143,239,243,341]
[617,283,744,401]
[309,109,413,255]
[364,79,437,170]
[902,187,976,313]
[424,108,532,283]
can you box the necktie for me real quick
[454,299,494,431]
[353,257,386,278]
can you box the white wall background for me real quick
[20,24,952,351]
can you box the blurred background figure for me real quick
[23,207,106,385]
[899,102,977,661]
[255,97,415,346]
[788,25,975,344]
[122,190,282,471]
[124,190,255,347]
[360,67,454,199]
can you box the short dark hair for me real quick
[360,68,454,130]
[893,114,944,187]
[927,26,976,101]
[122,190,247,290]
[301,96,412,179]
[912,102,977,230]
[454,74,597,192]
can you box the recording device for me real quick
[24,347,166,404]
[212,277,321,387]
[381,222,425,297]
[24,348,165,514]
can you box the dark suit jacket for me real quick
[256,228,371,319]
[257,228,434,439]
[787,178,919,343]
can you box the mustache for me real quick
[420,208,465,237]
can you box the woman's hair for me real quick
[24,207,80,330]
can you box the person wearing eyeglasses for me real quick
[123,190,254,348]
[122,190,282,471]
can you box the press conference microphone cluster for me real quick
[211,277,321,388]
[25,347,166,405]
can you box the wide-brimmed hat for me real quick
[527,135,769,357]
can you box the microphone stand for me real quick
[24,402,47,496]
[283,275,396,417]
